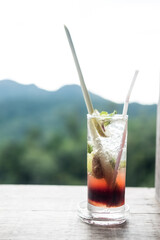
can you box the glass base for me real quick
[77,201,129,226]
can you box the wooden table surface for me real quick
[0,185,159,240]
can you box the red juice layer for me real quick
[88,169,126,207]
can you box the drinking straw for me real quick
[113,70,139,184]
[64,25,94,115]
[64,26,106,138]
[64,25,116,185]
[122,70,139,116]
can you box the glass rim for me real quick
[87,113,128,120]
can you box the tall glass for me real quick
[78,114,129,226]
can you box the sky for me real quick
[0,0,160,104]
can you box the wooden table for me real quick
[0,185,159,239]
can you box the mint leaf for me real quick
[100,110,117,117]
[120,161,126,168]
[104,120,111,126]
[109,158,116,169]
[100,110,117,126]
[87,143,93,153]
[100,111,108,116]
[108,110,117,117]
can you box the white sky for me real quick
[0,0,160,104]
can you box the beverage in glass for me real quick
[78,112,129,225]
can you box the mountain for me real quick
[0,80,52,100]
[0,79,157,141]
[0,79,157,187]
[0,79,156,108]
[0,79,156,141]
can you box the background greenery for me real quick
[0,80,156,186]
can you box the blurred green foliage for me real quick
[0,125,86,185]
[0,112,156,187]
[0,80,157,186]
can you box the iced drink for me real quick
[87,112,127,209]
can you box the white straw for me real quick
[122,70,139,116]
[64,25,94,115]
[113,70,139,184]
